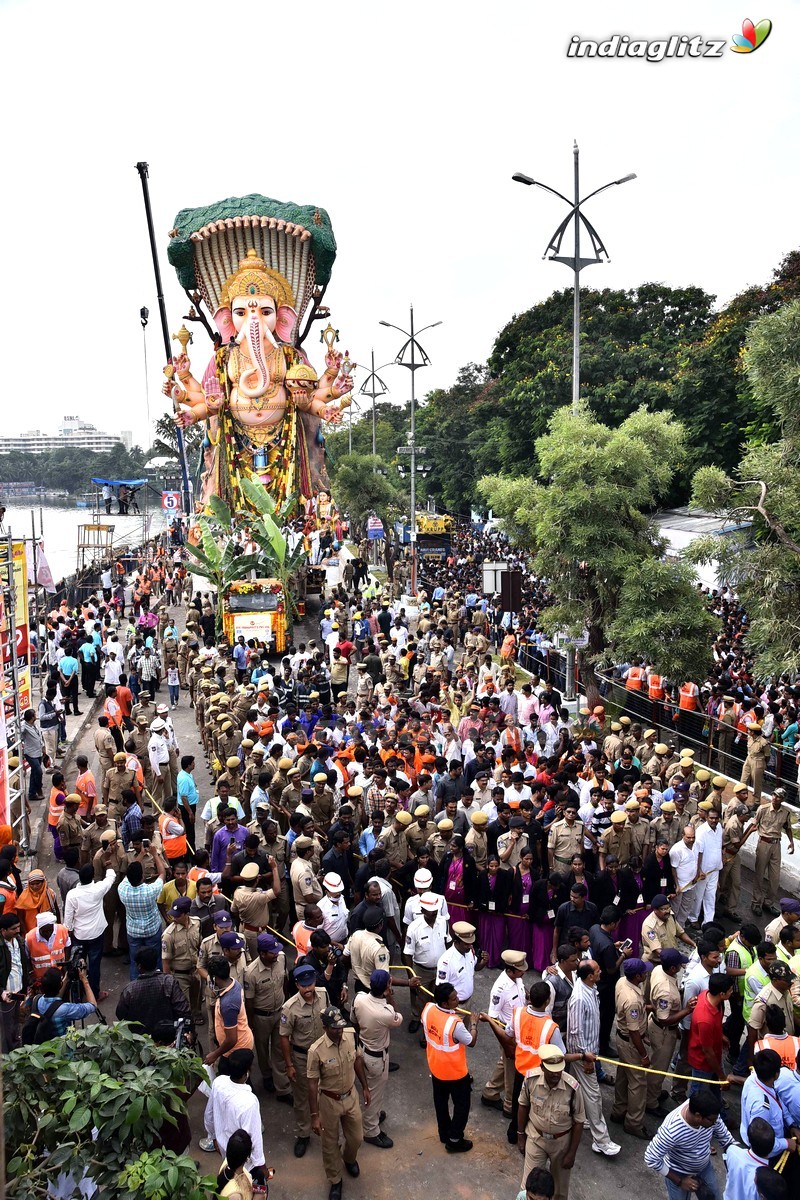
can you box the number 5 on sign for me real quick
[161,491,181,513]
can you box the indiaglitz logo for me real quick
[567,20,773,61]
[730,18,772,53]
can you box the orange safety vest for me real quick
[422,1002,469,1080]
[293,921,313,956]
[126,754,145,790]
[188,866,220,895]
[512,1007,558,1076]
[104,697,122,728]
[678,683,699,711]
[754,1034,800,1070]
[214,981,255,1052]
[648,674,665,701]
[158,812,188,861]
[25,924,69,981]
[626,667,645,691]
[48,787,65,829]
[0,879,17,915]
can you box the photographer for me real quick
[116,945,192,1040]
[29,965,98,1037]
[296,929,349,1009]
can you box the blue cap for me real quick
[293,964,317,984]
[219,931,244,950]
[370,969,391,993]
[660,949,689,969]
[257,933,282,954]
[622,957,652,977]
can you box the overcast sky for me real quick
[2,0,797,450]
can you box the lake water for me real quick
[0,501,168,584]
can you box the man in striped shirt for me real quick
[566,960,621,1157]
[644,1088,734,1200]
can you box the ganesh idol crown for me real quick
[163,194,353,521]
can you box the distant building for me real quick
[0,416,128,455]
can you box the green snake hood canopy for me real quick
[167,194,336,327]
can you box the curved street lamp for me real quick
[513,142,636,413]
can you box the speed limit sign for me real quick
[161,491,182,513]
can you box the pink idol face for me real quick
[231,294,278,335]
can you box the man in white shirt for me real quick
[480,950,528,1114]
[404,893,451,1030]
[436,921,487,1005]
[319,873,349,943]
[692,809,724,925]
[201,1048,265,1170]
[669,825,699,927]
[63,863,117,997]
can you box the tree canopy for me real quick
[691,297,800,679]
[480,404,717,699]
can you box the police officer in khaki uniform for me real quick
[646,950,695,1113]
[516,1042,585,1200]
[161,896,202,1020]
[640,895,696,963]
[56,795,84,853]
[231,860,281,958]
[291,837,324,919]
[609,958,651,1138]
[352,968,405,1148]
[307,1005,368,1200]
[649,801,681,850]
[80,807,117,865]
[381,812,412,869]
[280,963,329,1157]
[718,801,748,919]
[747,788,796,916]
[598,812,631,869]
[547,806,585,873]
[740,722,771,802]
[103,753,138,820]
[243,932,290,1099]
[346,907,391,993]
[623,799,651,862]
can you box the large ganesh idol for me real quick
[165,195,352,518]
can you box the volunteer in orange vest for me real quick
[47,771,67,861]
[158,796,188,867]
[624,663,646,691]
[103,688,124,753]
[480,979,566,1143]
[422,981,480,1153]
[25,910,70,983]
[678,681,700,711]
[754,1005,800,1070]
[647,670,665,701]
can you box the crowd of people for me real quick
[2,522,799,1200]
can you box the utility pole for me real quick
[358,350,390,463]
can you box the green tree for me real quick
[328,452,406,572]
[5,1022,216,1200]
[479,404,716,702]
[691,298,800,678]
[416,364,490,514]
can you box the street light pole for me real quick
[358,350,391,465]
[513,144,636,415]
[379,307,441,595]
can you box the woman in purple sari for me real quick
[475,855,511,967]
[439,835,478,931]
[507,850,536,958]
[530,872,566,972]
[617,855,650,949]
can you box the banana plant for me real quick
[186,482,308,636]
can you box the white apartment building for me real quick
[0,416,132,455]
